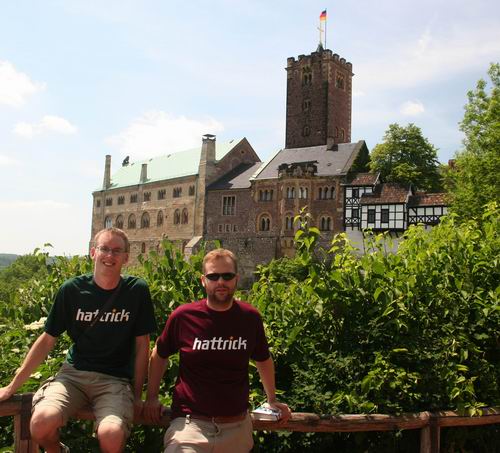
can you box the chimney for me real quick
[103,155,111,189]
[201,134,216,163]
[140,163,148,183]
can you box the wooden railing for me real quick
[1,394,499,453]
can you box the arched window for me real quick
[157,211,163,227]
[128,214,136,229]
[259,215,271,231]
[284,215,294,231]
[141,212,150,228]
[104,216,112,228]
[299,187,308,199]
[182,208,188,224]
[115,215,124,229]
[286,187,295,199]
[320,216,332,231]
[174,209,180,225]
[330,186,335,199]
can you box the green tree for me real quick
[446,63,500,220]
[370,123,442,191]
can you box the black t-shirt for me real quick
[45,274,156,379]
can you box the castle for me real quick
[91,45,447,285]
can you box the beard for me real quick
[207,286,235,306]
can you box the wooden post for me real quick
[13,393,38,453]
[429,414,440,453]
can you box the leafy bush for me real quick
[0,207,498,451]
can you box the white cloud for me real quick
[14,115,78,138]
[0,200,71,210]
[106,111,224,160]
[400,100,425,116]
[0,154,20,166]
[356,23,500,91]
[0,61,45,108]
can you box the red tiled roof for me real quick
[360,183,410,205]
[408,192,448,207]
[345,172,379,186]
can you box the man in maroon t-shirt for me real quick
[145,248,290,452]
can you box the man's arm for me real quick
[144,345,169,424]
[0,332,57,401]
[133,334,151,417]
[255,357,292,422]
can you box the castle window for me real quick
[340,128,345,140]
[233,225,238,232]
[336,72,345,90]
[302,99,311,112]
[174,209,181,225]
[381,209,389,224]
[117,196,125,205]
[157,211,164,226]
[222,196,236,216]
[302,67,312,86]
[302,126,310,137]
[141,242,146,254]
[330,187,335,199]
[284,216,294,231]
[320,216,332,231]
[105,197,113,207]
[130,193,138,203]
[104,216,112,228]
[259,189,273,201]
[286,187,295,199]
[259,215,271,232]
[158,189,166,200]
[141,212,150,228]
[225,224,231,232]
[189,185,195,196]
[128,214,136,229]
[218,224,223,233]
[173,187,182,198]
[182,208,188,224]
[368,209,376,224]
[299,187,308,199]
[143,192,151,202]
[115,215,124,229]
[96,199,101,208]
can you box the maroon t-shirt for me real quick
[156,299,270,417]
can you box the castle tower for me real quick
[285,46,353,149]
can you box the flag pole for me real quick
[325,9,327,49]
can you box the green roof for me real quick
[99,139,243,191]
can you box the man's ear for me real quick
[200,275,207,289]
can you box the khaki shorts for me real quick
[32,363,134,436]
[164,414,253,453]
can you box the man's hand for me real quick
[133,398,144,420]
[143,397,166,425]
[0,385,13,402]
[268,400,292,423]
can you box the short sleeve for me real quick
[250,312,270,362]
[156,309,180,359]
[44,283,69,337]
[132,279,157,336]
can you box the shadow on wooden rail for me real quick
[1,394,499,453]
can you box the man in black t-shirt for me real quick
[0,228,156,453]
[145,248,291,453]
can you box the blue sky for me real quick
[1,0,499,256]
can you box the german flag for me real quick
[320,10,327,21]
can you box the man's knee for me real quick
[30,406,64,440]
[97,422,127,453]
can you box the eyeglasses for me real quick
[96,246,126,256]
[204,272,237,281]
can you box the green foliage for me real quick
[1,215,499,451]
[446,63,500,221]
[370,123,442,191]
[0,253,18,270]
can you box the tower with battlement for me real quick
[285,46,353,149]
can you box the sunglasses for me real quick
[204,272,237,281]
